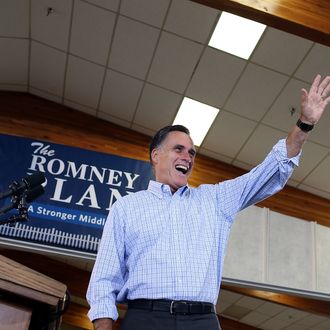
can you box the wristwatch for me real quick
[296,119,314,132]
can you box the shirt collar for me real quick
[147,180,189,198]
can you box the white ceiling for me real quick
[0,0,330,200]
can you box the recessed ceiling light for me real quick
[209,12,266,59]
[173,97,219,147]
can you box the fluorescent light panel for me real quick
[173,97,219,147]
[209,12,266,59]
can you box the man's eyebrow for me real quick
[173,144,196,155]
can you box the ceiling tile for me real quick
[70,0,115,65]
[262,78,309,132]
[262,311,310,330]
[108,16,159,79]
[297,184,330,200]
[120,0,170,28]
[186,48,246,108]
[30,41,66,96]
[225,63,288,121]
[99,70,144,121]
[64,99,97,116]
[30,87,62,104]
[256,302,286,317]
[198,148,233,164]
[287,178,299,188]
[290,141,329,182]
[297,314,328,327]
[251,27,313,75]
[222,304,251,319]
[202,111,257,158]
[310,319,330,330]
[232,160,253,171]
[98,111,131,128]
[302,154,330,193]
[147,32,203,93]
[0,0,29,37]
[0,38,28,85]
[236,296,265,310]
[240,310,270,327]
[259,316,294,330]
[236,125,286,165]
[295,43,330,83]
[31,0,72,51]
[275,307,308,323]
[85,0,119,11]
[164,0,218,43]
[64,55,105,108]
[307,106,330,148]
[134,83,182,130]
[263,73,330,148]
[218,290,242,305]
[216,301,231,313]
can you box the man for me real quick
[87,74,330,330]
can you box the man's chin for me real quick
[174,178,188,189]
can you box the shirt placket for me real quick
[168,191,186,295]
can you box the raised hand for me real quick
[300,74,330,125]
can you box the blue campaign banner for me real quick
[0,133,153,255]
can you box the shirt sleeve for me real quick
[217,139,301,220]
[86,201,126,322]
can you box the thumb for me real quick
[301,88,308,104]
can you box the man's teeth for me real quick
[175,164,188,174]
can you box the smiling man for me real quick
[87,74,330,330]
[150,127,196,192]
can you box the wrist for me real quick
[299,115,315,125]
[93,318,113,330]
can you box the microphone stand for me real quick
[0,193,29,226]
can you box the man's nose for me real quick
[181,151,192,162]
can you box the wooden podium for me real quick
[0,254,67,330]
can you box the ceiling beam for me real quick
[191,0,330,46]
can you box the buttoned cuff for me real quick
[87,302,119,322]
[273,139,301,167]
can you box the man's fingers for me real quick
[310,74,321,93]
[320,77,330,98]
[323,96,330,107]
[318,75,330,96]
[301,88,308,102]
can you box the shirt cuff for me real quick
[87,302,119,322]
[273,139,301,167]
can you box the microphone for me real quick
[0,185,45,216]
[0,172,46,200]
[25,185,45,203]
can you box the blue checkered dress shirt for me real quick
[87,139,300,321]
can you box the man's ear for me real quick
[151,148,159,165]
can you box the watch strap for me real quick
[296,119,314,132]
